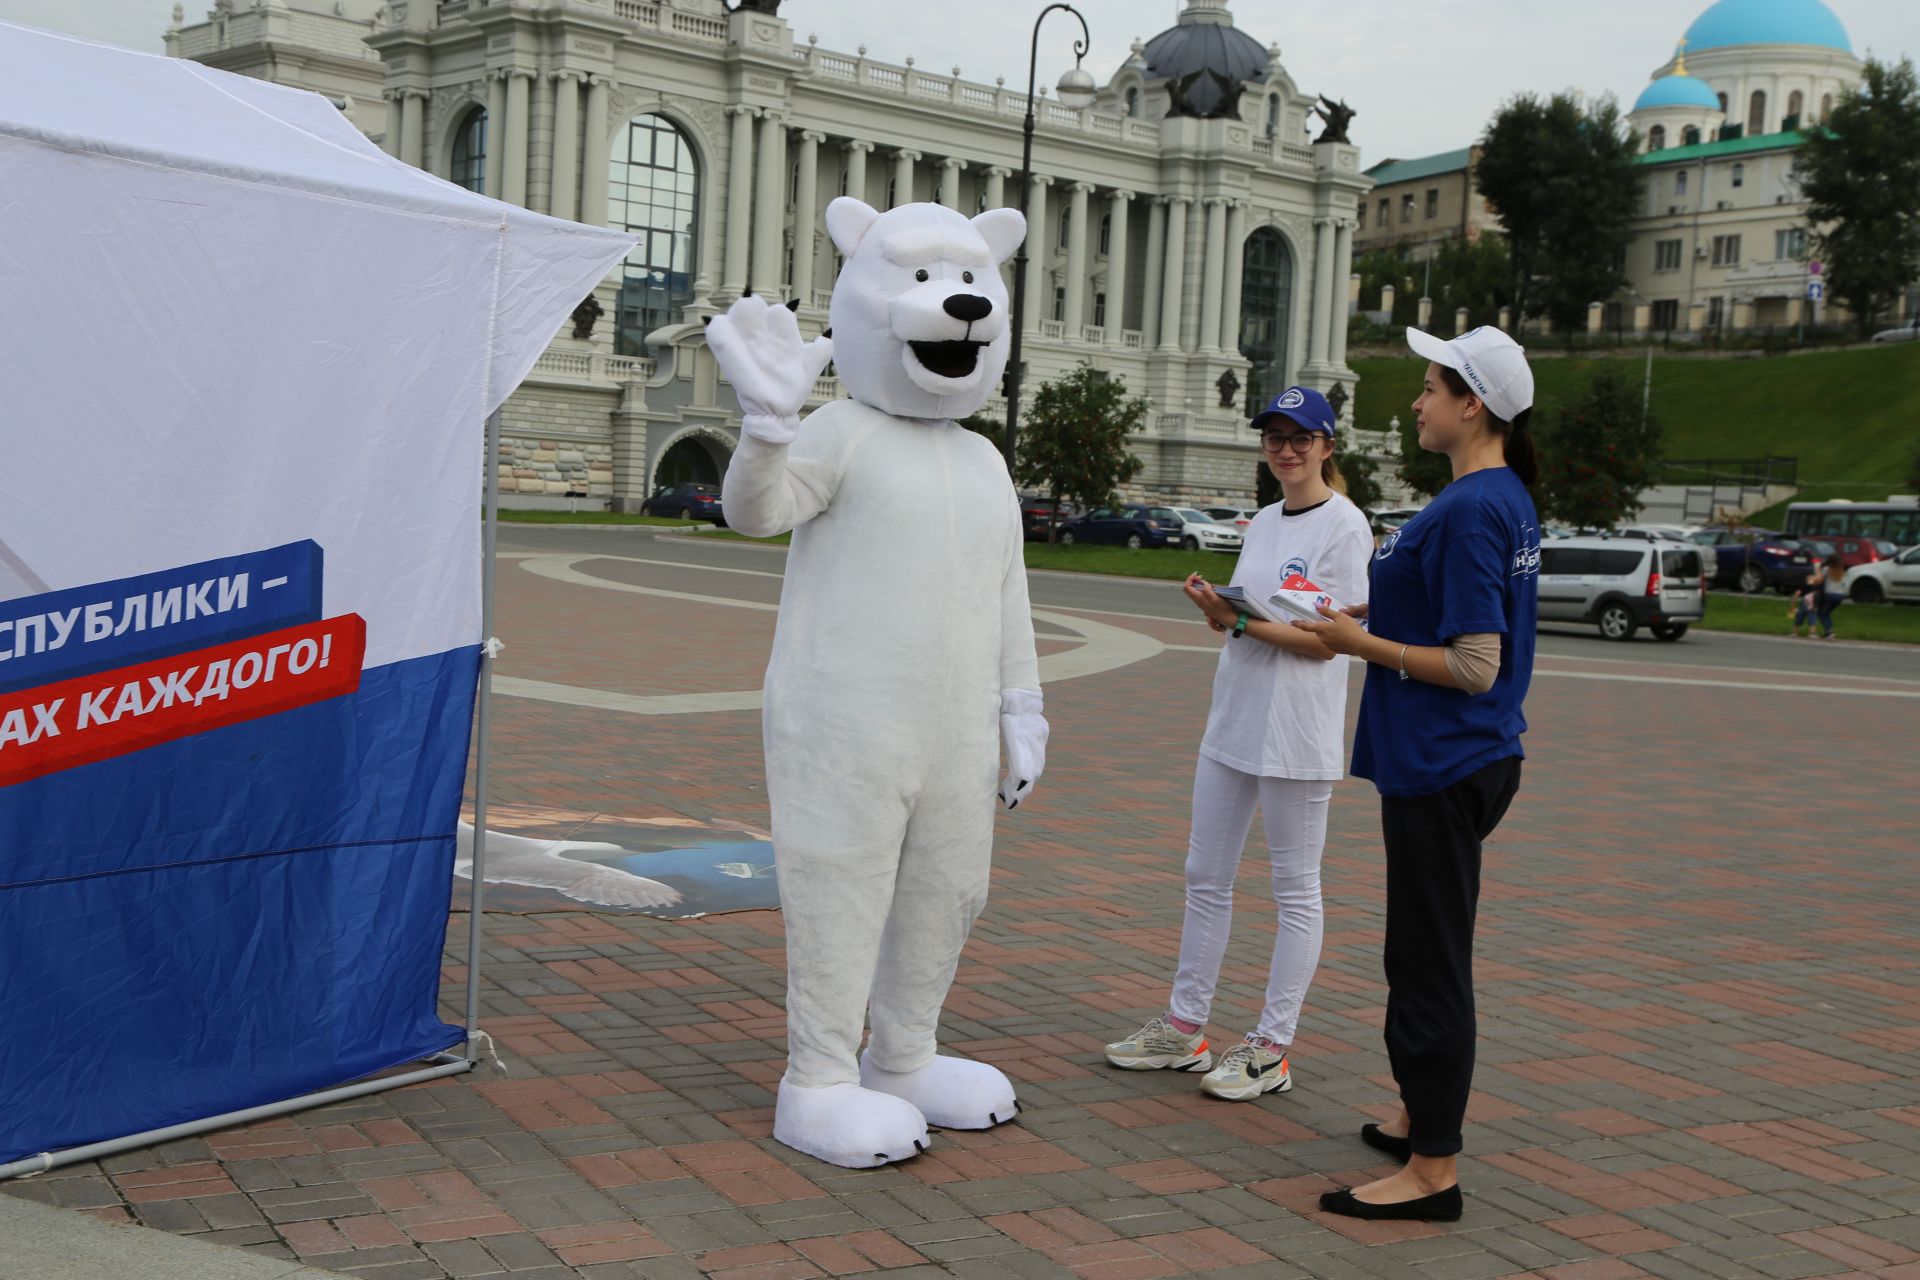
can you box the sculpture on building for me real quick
[1165,67,1243,120]
[702,198,1044,1169]
[722,0,784,14]
[1312,95,1356,144]
[569,294,603,341]
[1216,368,1241,411]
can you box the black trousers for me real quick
[1380,756,1521,1158]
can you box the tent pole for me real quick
[0,1053,473,1182]
[466,408,502,1054]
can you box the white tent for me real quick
[0,20,633,1176]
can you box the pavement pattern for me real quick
[7,529,1919,1280]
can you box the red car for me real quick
[1803,534,1896,569]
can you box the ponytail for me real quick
[1321,454,1348,496]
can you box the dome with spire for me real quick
[1633,68,1724,112]
[1140,0,1270,119]
[1681,0,1851,53]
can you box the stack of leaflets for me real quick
[1208,583,1282,623]
[1266,573,1341,623]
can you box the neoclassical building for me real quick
[1618,0,1865,332]
[171,0,1370,508]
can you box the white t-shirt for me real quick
[1199,494,1374,780]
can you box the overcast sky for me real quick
[5,0,1913,158]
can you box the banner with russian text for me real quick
[0,23,632,1165]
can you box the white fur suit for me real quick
[707,198,1047,1169]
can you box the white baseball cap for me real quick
[1406,326,1535,423]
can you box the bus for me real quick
[1784,500,1920,548]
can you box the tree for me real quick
[1536,367,1664,528]
[1796,57,1920,337]
[1396,414,1454,499]
[1476,92,1640,331]
[1012,362,1147,540]
[1354,235,1512,333]
[1340,451,1384,516]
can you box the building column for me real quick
[1219,200,1247,357]
[484,74,507,198]
[722,105,755,297]
[1105,191,1132,343]
[580,76,611,227]
[1308,216,1336,366]
[891,148,920,207]
[984,165,1009,209]
[842,139,872,207]
[938,156,965,209]
[1158,195,1190,353]
[752,111,788,296]
[1063,182,1091,336]
[793,130,823,302]
[1020,176,1052,332]
[397,89,426,169]
[503,69,532,207]
[548,71,580,222]
[1199,197,1229,352]
[1329,218,1356,368]
[1142,196,1167,348]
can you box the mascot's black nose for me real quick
[942,293,992,323]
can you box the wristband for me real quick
[1231,612,1249,638]
[1397,644,1410,680]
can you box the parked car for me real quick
[1057,504,1185,548]
[1687,528,1816,594]
[640,482,724,523]
[1806,533,1896,569]
[1169,509,1245,553]
[1203,505,1255,531]
[1537,537,1708,641]
[1372,506,1425,533]
[1617,523,1701,542]
[1870,319,1919,343]
[1843,544,1920,604]
[1018,493,1079,541]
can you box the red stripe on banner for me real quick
[0,615,366,789]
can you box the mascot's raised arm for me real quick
[703,198,1046,1168]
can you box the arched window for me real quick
[886,176,896,208]
[1820,92,1832,120]
[1683,125,1701,146]
[1717,92,1729,114]
[1786,89,1804,128]
[450,107,486,193]
[608,114,700,355]
[1058,207,1070,249]
[1747,90,1767,135]
[1125,86,1140,118]
[1648,124,1667,152]
[1264,95,1280,138]
[1238,227,1295,409]
[1098,212,1111,256]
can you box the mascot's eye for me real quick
[962,271,974,283]
[914,269,930,282]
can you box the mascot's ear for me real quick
[826,197,880,258]
[971,208,1026,265]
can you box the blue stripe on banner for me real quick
[0,542,325,696]
[0,645,476,1165]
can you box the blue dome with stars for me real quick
[1681,0,1852,53]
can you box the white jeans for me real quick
[1169,754,1332,1045]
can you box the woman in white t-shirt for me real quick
[1105,385,1373,1101]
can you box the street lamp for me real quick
[1002,3,1095,473]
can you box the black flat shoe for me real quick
[1319,1184,1462,1222]
[1360,1123,1412,1163]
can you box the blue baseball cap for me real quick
[1250,386,1337,437]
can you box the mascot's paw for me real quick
[773,1081,930,1168]
[859,1052,1019,1130]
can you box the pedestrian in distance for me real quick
[1295,327,1542,1223]
[1804,554,1847,640]
[1103,386,1372,1104]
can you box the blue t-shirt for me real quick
[1351,467,1539,798]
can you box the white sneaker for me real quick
[1200,1036,1292,1101]
[1104,1016,1212,1072]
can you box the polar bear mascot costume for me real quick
[706,197,1046,1168]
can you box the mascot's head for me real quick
[824,198,1025,421]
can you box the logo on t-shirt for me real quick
[1375,530,1401,561]
[1282,556,1309,580]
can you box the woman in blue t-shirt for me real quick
[1296,326,1541,1223]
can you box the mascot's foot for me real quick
[773,1081,930,1169]
[859,1052,1019,1130]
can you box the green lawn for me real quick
[1348,343,1920,525]
[1024,543,1228,580]
[498,510,696,527]
[1692,590,1920,644]
[694,528,792,545]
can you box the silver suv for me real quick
[1538,537,1708,641]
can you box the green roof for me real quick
[1635,129,1804,165]
[1363,147,1473,186]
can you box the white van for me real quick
[1537,537,1709,641]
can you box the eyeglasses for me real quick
[1260,432,1325,453]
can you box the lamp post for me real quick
[1001,3,1095,473]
